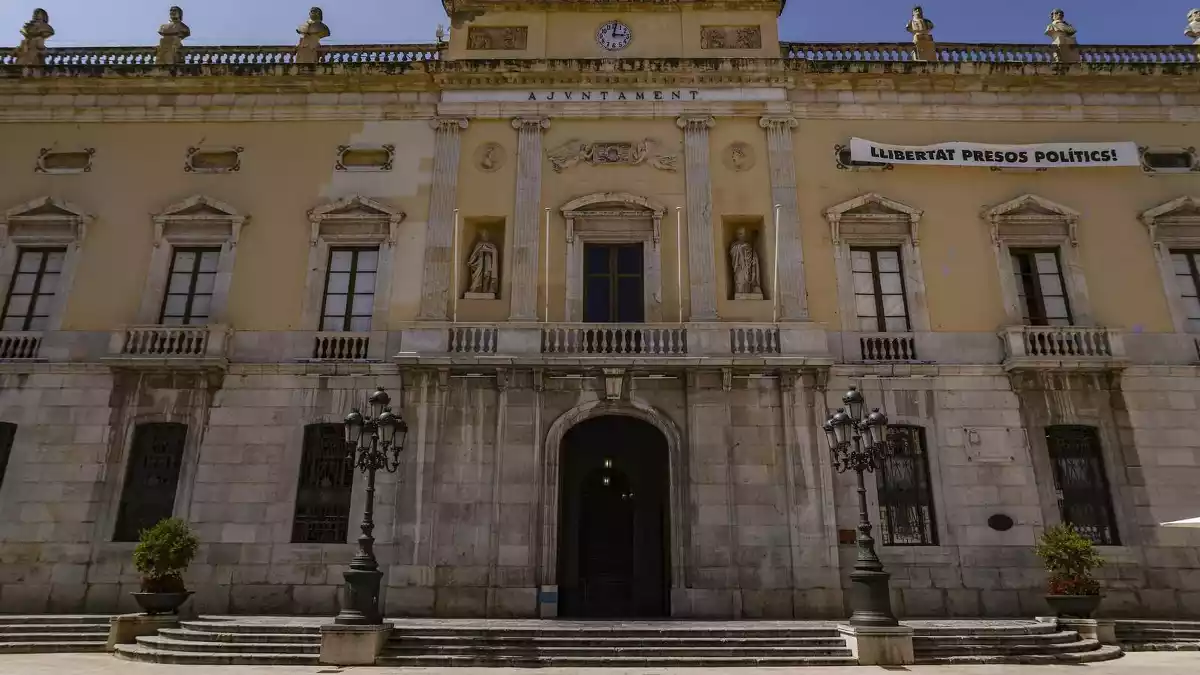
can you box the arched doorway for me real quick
[557,415,670,618]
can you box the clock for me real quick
[597,20,632,51]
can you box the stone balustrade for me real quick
[542,325,688,356]
[311,332,371,361]
[449,325,499,354]
[0,331,43,360]
[859,333,919,363]
[729,325,780,355]
[1000,325,1126,370]
[0,44,441,67]
[780,42,1199,64]
[106,324,230,367]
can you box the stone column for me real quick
[509,117,550,322]
[760,116,809,320]
[677,116,719,321]
[418,118,469,320]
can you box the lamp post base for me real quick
[848,568,898,627]
[334,567,384,626]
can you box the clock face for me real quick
[597,20,632,51]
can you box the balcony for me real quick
[542,325,688,356]
[1000,325,1127,371]
[104,325,230,370]
[0,332,43,361]
[858,333,920,363]
[307,331,376,362]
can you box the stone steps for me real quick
[378,654,860,667]
[393,635,850,647]
[115,618,322,665]
[911,622,1123,665]
[1115,620,1200,651]
[0,615,112,654]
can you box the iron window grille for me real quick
[878,425,939,546]
[113,423,187,542]
[1,248,65,332]
[292,424,355,544]
[1046,425,1121,546]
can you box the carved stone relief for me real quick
[700,26,762,50]
[723,142,755,172]
[475,142,506,172]
[546,139,677,173]
[467,26,528,50]
[35,147,94,174]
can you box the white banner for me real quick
[849,137,1141,169]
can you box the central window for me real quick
[851,248,910,332]
[321,247,378,332]
[1011,249,1072,326]
[583,243,644,323]
[160,248,220,325]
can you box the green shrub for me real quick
[132,518,199,593]
[1034,524,1104,595]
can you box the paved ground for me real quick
[0,651,1197,675]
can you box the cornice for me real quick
[441,1,786,18]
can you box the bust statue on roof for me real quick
[1188,9,1200,44]
[905,6,936,62]
[16,8,54,66]
[1045,9,1079,63]
[156,6,191,65]
[296,6,331,64]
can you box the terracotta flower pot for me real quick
[132,591,193,615]
[1045,593,1102,619]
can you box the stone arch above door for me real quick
[560,193,666,322]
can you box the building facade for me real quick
[1,0,1200,619]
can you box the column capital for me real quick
[512,117,551,131]
[676,115,715,130]
[759,116,798,130]
[430,117,469,132]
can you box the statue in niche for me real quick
[729,227,763,300]
[16,8,54,66]
[466,230,499,298]
[156,6,191,65]
[1187,9,1200,44]
[296,6,331,64]
[905,6,936,62]
[1045,9,1079,62]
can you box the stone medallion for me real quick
[475,142,506,172]
[724,142,755,172]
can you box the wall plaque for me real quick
[701,26,762,50]
[467,26,528,51]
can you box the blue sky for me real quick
[1,1,1197,46]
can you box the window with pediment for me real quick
[0,197,90,334]
[1141,196,1200,333]
[983,194,1092,327]
[139,195,246,325]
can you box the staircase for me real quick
[911,619,1122,664]
[0,615,111,653]
[379,620,857,667]
[1115,620,1200,651]
[113,617,321,665]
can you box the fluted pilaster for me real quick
[677,115,718,321]
[760,116,808,320]
[418,118,469,320]
[508,117,550,321]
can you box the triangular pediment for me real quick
[1142,196,1200,224]
[156,195,243,221]
[825,193,921,222]
[310,195,405,222]
[2,196,91,223]
[985,194,1079,222]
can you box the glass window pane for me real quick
[11,273,35,294]
[355,249,379,272]
[1188,318,1200,333]
[584,276,612,322]
[190,295,211,317]
[585,245,610,274]
[851,250,873,273]
[879,273,903,294]
[1173,253,1192,275]
[162,295,187,317]
[616,245,642,275]
[885,316,909,332]
[1034,252,1060,274]
[44,251,64,273]
[161,315,183,326]
[326,273,350,294]
[859,316,882,332]
[32,295,54,316]
[27,316,46,331]
[172,251,195,271]
[5,296,30,316]
[1038,274,1063,296]
[349,316,372,332]
[855,295,878,318]
[17,252,42,273]
[168,272,192,294]
[1043,296,1069,319]
[193,273,216,294]
[2,317,24,330]
[883,295,907,317]
[322,316,346,331]
[330,250,354,272]
[876,251,900,272]
[351,295,374,315]
[354,272,376,292]
[37,273,60,295]
[853,272,875,294]
[324,294,347,316]
[198,251,220,273]
[1176,273,1198,298]
[1184,297,1200,318]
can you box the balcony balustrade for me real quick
[0,331,43,361]
[311,332,372,361]
[859,333,920,363]
[105,324,230,369]
[542,325,688,356]
[1000,325,1126,371]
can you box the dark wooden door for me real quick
[583,243,644,323]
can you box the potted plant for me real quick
[1034,523,1105,618]
[131,517,200,615]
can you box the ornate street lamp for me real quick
[334,387,409,626]
[822,385,898,627]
